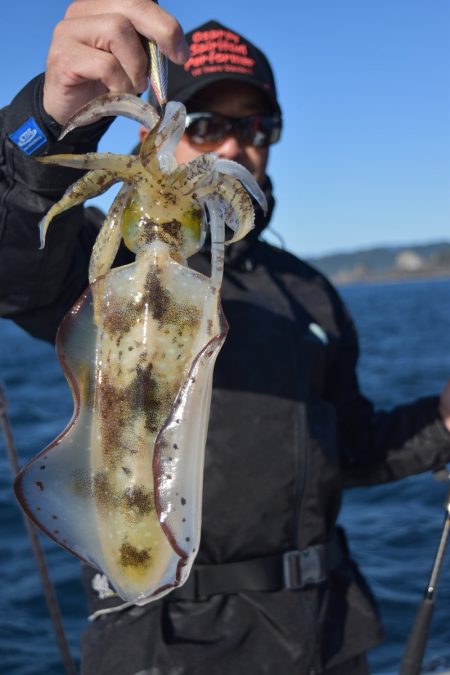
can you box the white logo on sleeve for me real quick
[308,322,328,345]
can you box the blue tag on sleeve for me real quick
[9,117,47,155]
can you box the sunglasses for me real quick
[184,112,282,149]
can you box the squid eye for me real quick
[181,205,206,255]
[121,197,145,253]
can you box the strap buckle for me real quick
[282,545,325,590]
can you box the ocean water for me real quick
[1,276,450,674]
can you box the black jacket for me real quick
[2,75,450,675]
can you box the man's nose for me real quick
[216,134,245,160]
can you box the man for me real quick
[1,2,450,674]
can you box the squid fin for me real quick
[154,308,228,588]
[14,285,101,569]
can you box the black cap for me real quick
[165,20,281,116]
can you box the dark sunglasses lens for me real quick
[186,115,230,144]
[242,117,282,147]
[186,114,282,147]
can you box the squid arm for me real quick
[215,158,268,214]
[59,92,160,139]
[216,175,256,244]
[37,155,142,248]
[88,183,134,284]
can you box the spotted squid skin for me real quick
[90,244,206,591]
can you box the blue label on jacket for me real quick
[9,117,47,155]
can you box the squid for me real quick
[14,92,267,605]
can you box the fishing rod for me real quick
[0,382,77,675]
[399,467,450,675]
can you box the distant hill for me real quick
[307,241,450,283]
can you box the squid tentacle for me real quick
[59,93,160,140]
[140,102,186,175]
[38,153,139,173]
[216,175,255,244]
[155,101,186,160]
[39,169,127,248]
[203,195,226,289]
[215,159,268,214]
[179,154,218,194]
[88,183,134,284]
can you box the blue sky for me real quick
[1,1,449,257]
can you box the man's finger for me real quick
[54,15,150,92]
[65,0,189,64]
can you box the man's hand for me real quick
[43,0,189,125]
[439,378,450,433]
